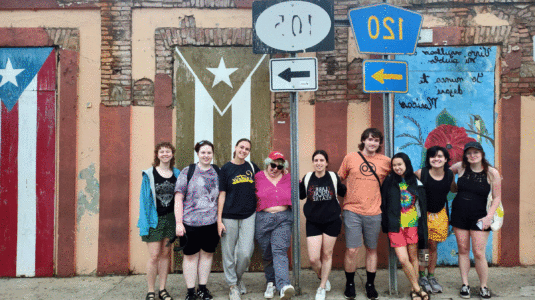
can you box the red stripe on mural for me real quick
[0,103,19,277]
[35,51,56,277]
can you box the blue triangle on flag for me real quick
[0,47,54,111]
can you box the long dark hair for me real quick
[424,146,450,171]
[232,138,251,158]
[358,128,383,153]
[391,152,416,184]
[153,141,176,167]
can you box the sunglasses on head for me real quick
[270,163,284,170]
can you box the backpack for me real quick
[186,163,220,185]
[304,171,338,196]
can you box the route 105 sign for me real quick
[253,0,334,54]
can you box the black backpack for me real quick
[186,163,220,185]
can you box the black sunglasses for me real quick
[270,163,284,170]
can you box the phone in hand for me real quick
[476,220,483,230]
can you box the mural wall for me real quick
[395,46,497,264]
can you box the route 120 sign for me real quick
[253,0,334,54]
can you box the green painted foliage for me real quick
[436,109,457,126]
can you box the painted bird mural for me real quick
[470,114,489,145]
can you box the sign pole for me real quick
[289,53,301,295]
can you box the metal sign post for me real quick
[348,2,423,296]
[253,0,335,293]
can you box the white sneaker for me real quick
[315,287,326,300]
[325,279,331,292]
[264,282,276,299]
[237,280,247,294]
[280,285,295,300]
[229,286,241,300]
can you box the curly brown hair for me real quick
[153,141,176,167]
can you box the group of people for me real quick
[137,127,502,300]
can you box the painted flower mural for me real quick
[424,124,476,166]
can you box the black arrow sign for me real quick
[278,68,310,82]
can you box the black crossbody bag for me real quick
[358,151,381,187]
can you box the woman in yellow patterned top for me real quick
[381,152,429,300]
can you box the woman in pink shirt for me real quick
[254,151,295,300]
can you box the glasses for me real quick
[198,140,210,145]
[270,163,284,170]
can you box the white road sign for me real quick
[270,58,318,92]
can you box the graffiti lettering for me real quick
[419,73,430,84]
[467,46,492,59]
[399,97,438,110]
[421,48,462,58]
[435,76,464,83]
[471,72,484,83]
[429,56,459,64]
[437,84,463,97]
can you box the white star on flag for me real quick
[206,57,238,88]
[0,58,25,87]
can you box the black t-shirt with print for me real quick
[219,161,260,219]
[153,168,177,216]
[299,172,347,224]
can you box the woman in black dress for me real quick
[450,142,502,299]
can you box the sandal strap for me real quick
[146,292,156,300]
[159,289,173,300]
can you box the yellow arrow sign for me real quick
[371,69,403,84]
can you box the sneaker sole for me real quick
[460,294,470,299]
[280,287,295,300]
[344,295,356,300]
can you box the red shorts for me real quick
[388,227,418,248]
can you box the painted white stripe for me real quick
[231,77,252,161]
[194,78,214,163]
[16,75,37,277]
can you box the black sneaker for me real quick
[185,292,198,300]
[196,288,213,300]
[365,283,378,300]
[460,284,471,299]
[344,282,356,299]
[479,286,491,299]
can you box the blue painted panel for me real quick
[395,46,497,265]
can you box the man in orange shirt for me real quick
[338,128,391,300]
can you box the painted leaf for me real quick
[436,108,457,126]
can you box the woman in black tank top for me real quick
[415,146,456,294]
[450,142,502,299]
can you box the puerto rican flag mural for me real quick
[0,47,56,277]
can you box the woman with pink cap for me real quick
[254,151,295,300]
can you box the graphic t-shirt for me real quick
[299,172,347,224]
[399,180,418,228]
[338,152,391,216]
[219,161,261,219]
[153,168,177,216]
[175,164,219,226]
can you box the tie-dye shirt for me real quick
[399,180,418,228]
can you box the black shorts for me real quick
[306,218,342,237]
[180,223,220,255]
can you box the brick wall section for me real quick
[133,0,235,8]
[133,78,154,106]
[44,28,80,52]
[100,0,133,106]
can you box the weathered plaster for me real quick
[422,15,448,27]
[472,13,509,27]
[347,101,371,154]
[131,8,252,81]
[77,164,99,224]
[129,106,155,274]
[347,30,368,63]
[520,95,535,265]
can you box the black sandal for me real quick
[418,288,430,300]
[146,292,156,300]
[410,290,422,300]
[159,289,174,300]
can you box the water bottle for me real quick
[418,249,429,267]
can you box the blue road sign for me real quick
[363,60,408,93]
[348,4,422,55]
